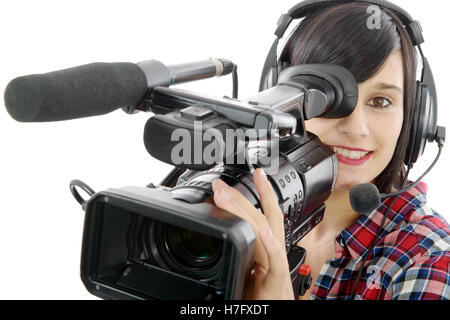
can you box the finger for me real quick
[252,260,268,288]
[213,186,269,270]
[253,169,285,247]
[213,179,269,230]
[258,227,291,291]
[212,185,259,231]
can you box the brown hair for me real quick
[280,2,417,193]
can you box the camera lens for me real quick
[142,220,224,280]
[165,225,222,269]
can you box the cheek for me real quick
[372,110,404,155]
[305,118,338,138]
[376,112,403,150]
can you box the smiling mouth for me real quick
[332,146,373,160]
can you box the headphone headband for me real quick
[262,0,426,93]
[275,0,424,46]
[288,0,412,22]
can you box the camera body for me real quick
[80,129,337,299]
[77,62,358,299]
[4,57,358,299]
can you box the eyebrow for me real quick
[375,82,403,93]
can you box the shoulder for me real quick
[384,181,450,256]
[375,182,450,299]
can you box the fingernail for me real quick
[212,179,228,192]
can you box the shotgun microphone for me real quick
[4,59,234,123]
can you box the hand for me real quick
[212,168,294,300]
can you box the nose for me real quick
[337,102,370,139]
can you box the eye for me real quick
[367,96,393,108]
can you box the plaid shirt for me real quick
[310,182,450,300]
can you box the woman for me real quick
[212,2,449,300]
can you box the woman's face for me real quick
[305,50,404,191]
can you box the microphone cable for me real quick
[232,64,238,99]
[379,139,444,198]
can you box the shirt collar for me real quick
[337,181,428,262]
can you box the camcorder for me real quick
[4,57,358,300]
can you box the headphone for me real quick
[259,0,440,166]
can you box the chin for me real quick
[334,176,370,191]
[334,183,356,192]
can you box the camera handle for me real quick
[69,179,96,211]
[288,246,312,297]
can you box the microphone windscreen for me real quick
[4,62,148,122]
[349,183,381,216]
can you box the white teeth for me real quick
[342,149,350,158]
[333,147,369,159]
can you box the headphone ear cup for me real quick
[261,61,290,91]
[279,61,290,74]
[405,81,430,166]
[269,64,279,89]
[271,61,290,87]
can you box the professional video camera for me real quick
[4,58,358,300]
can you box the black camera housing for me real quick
[80,186,255,300]
[80,131,337,300]
[3,56,359,300]
[77,63,356,300]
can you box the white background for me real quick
[0,0,448,299]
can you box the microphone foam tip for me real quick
[349,183,382,216]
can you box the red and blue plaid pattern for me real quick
[310,182,450,300]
